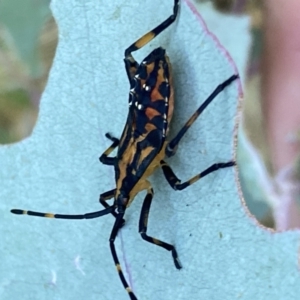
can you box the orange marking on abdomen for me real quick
[145,107,161,120]
[150,89,163,101]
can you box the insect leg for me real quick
[99,189,115,210]
[109,213,137,300]
[99,133,119,166]
[124,56,139,84]
[124,0,179,84]
[124,0,179,58]
[139,186,182,269]
[160,160,235,190]
[165,74,238,157]
[99,189,126,227]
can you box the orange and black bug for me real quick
[11,1,238,299]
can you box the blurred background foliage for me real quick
[0,0,56,143]
[200,0,277,228]
[0,0,277,228]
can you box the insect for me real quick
[11,0,238,299]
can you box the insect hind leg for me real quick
[139,186,182,269]
[124,0,179,84]
[124,0,179,85]
[166,74,238,157]
[125,0,179,58]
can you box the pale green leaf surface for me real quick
[1,1,299,300]
[193,1,250,85]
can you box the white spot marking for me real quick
[137,104,143,110]
[163,114,167,119]
[129,101,132,106]
[165,97,168,102]
[135,74,139,78]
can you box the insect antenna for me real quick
[10,206,115,220]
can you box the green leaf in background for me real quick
[0,0,56,144]
[0,89,37,144]
[237,126,274,227]
[0,0,51,77]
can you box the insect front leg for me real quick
[99,133,119,166]
[99,189,125,227]
[139,184,182,269]
[165,74,238,157]
[160,160,235,191]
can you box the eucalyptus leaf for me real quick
[1,1,299,300]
